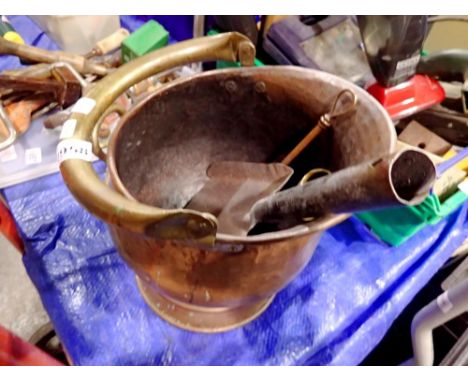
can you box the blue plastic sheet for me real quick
[2,16,468,366]
[3,162,467,365]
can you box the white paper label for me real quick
[71,97,96,115]
[458,179,468,196]
[0,145,17,163]
[60,119,77,140]
[396,55,420,70]
[437,292,453,314]
[25,148,42,165]
[395,55,420,79]
[57,139,94,163]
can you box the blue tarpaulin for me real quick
[2,16,468,365]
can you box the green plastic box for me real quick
[121,20,169,63]
[357,190,467,246]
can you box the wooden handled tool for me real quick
[0,94,53,138]
[0,66,82,108]
[0,36,109,76]
[84,28,130,58]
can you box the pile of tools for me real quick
[0,26,184,152]
[0,32,120,150]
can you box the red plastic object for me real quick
[0,199,23,253]
[0,325,62,366]
[367,74,445,121]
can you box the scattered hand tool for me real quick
[84,28,129,58]
[0,36,109,76]
[0,94,53,139]
[0,62,88,150]
[0,63,53,80]
[185,89,357,235]
[42,109,71,130]
[88,49,122,69]
[0,66,82,108]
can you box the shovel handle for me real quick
[59,32,255,243]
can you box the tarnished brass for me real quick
[59,33,397,332]
[61,32,256,244]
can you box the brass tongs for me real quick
[281,89,357,165]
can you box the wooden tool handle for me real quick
[94,28,129,55]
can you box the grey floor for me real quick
[0,233,50,341]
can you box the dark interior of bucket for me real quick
[114,72,333,210]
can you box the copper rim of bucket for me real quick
[107,67,394,244]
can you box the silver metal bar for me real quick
[0,103,17,151]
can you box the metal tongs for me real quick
[281,89,357,165]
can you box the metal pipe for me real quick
[0,103,16,151]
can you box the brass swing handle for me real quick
[59,32,256,244]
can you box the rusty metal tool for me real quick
[0,64,83,108]
[0,62,87,150]
[251,149,436,232]
[0,94,53,139]
[189,149,436,236]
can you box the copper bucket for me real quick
[59,33,396,332]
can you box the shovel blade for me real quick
[186,161,294,236]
